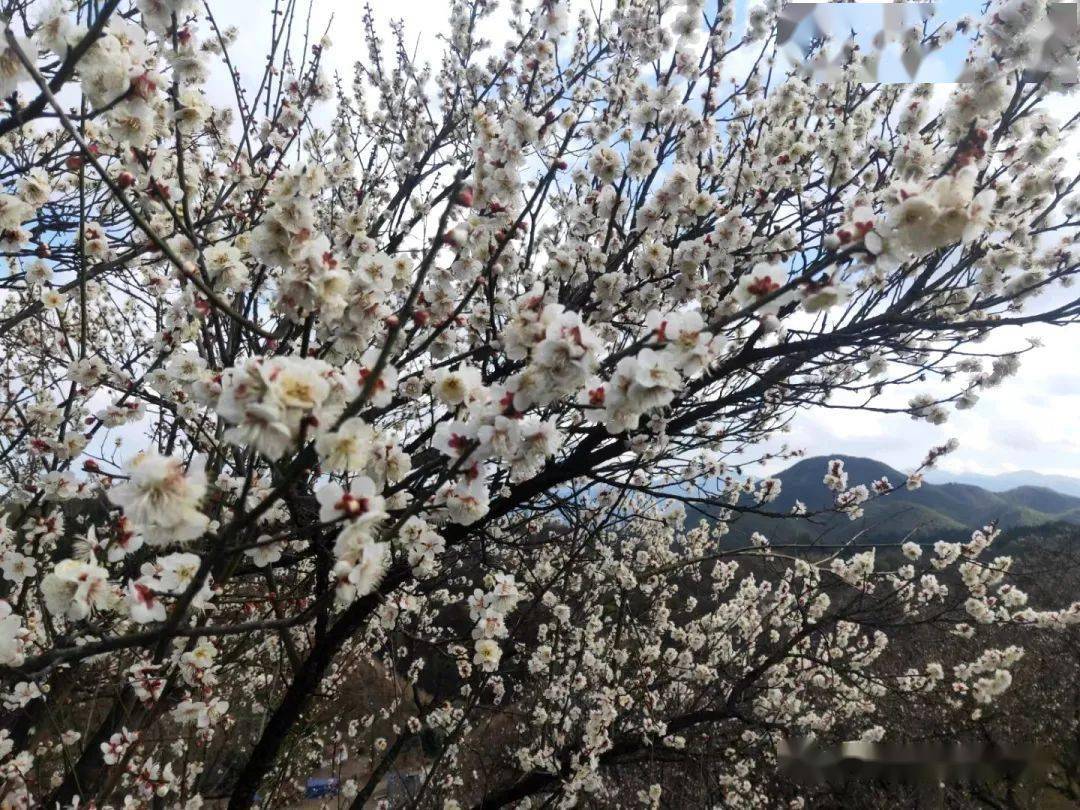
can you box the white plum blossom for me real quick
[315,417,376,472]
[41,559,113,621]
[0,0,1075,806]
[127,579,167,624]
[0,601,27,666]
[316,477,387,527]
[473,638,502,672]
[734,264,793,315]
[107,451,209,546]
[214,356,352,459]
[430,364,484,407]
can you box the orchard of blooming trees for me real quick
[0,0,1078,806]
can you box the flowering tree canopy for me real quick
[0,0,1078,806]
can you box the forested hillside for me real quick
[716,456,1080,545]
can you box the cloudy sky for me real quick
[779,323,1080,477]
[206,0,1080,480]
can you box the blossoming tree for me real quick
[0,0,1078,806]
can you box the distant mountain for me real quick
[714,455,1080,545]
[923,469,1080,499]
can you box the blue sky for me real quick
[775,1,987,83]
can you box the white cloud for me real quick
[761,322,1080,478]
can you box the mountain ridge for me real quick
[716,455,1080,544]
[923,468,1080,498]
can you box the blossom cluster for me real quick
[0,0,1076,806]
